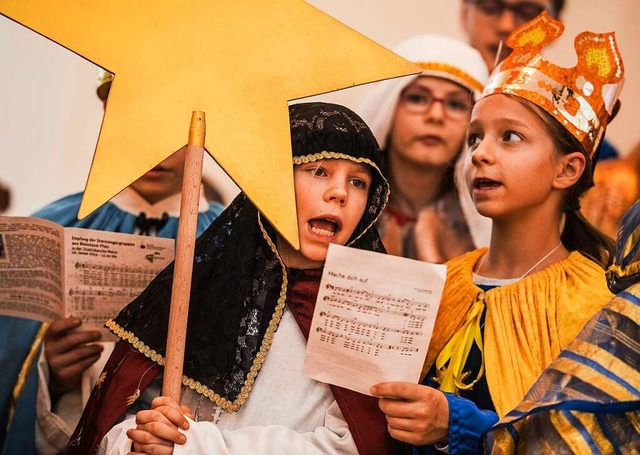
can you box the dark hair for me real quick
[511,95,614,268]
[550,0,565,17]
[463,0,565,18]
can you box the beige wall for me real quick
[1,1,638,216]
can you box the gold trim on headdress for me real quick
[483,12,624,158]
[292,151,390,245]
[416,62,485,94]
[105,215,289,413]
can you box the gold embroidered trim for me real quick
[416,62,484,93]
[125,388,141,406]
[95,372,107,389]
[7,322,49,432]
[106,319,165,364]
[106,318,232,410]
[292,151,390,245]
[607,224,640,279]
[607,261,640,280]
[292,151,382,175]
[105,216,289,413]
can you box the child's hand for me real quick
[44,316,103,395]
[414,207,474,264]
[126,396,194,455]
[370,382,449,446]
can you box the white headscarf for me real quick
[358,34,488,147]
[357,34,492,248]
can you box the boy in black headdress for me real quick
[67,102,402,455]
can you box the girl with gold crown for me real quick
[371,12,624,454]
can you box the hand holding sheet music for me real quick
[303,243,446,395]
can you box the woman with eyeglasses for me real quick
[359,35,489,263]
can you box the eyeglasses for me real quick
[467,0,549,25]
[398,88,473,120]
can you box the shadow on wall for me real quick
[0,179,10,213]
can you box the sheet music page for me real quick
[303,243,446,395]
[63,228,174,339]
[0,216,65,322]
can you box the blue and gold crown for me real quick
[483,12,624,158]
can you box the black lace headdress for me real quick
[107,102,389,411]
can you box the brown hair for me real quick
[550,0,565,17]
[509,95,614,268]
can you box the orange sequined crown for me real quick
[483,12,624,158]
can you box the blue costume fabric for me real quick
[0,192,223,455]
[598,137,618,161]
[598,138,620,161]
[414,284,499,455]
[30,192,223,238]
[412,393,499,455]
[0,319,43,455]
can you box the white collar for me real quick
[111,186,210,217]
[472,273,519,287]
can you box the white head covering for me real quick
[455,148,492,248]
[357,34,492,248]
[358,34,488,148]
[357,35,491,247]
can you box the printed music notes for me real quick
[303,243,446,395]
[0,216,174,340]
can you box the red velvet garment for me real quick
[287,268,403,455]
[65,341,160,454]
[66,268,402,455]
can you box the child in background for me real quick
[0,71,223,454]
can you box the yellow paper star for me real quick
[1,1,419,248]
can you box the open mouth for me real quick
[418,135,443,145]
[308,218,340,238]
[473,178,502,190]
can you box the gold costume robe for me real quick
[424,248,613,417]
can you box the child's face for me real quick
[464,94,563,219]
[278,159,372,268]
[388,76,472,170]
[130,147,187,204]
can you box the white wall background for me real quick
[1,1,638,216]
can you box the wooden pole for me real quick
[162,111,205,401]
